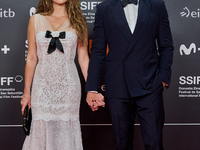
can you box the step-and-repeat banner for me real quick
[0,0,200,150]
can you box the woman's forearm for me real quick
[23,58,37,95]
[78,56,89,81]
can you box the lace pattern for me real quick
[22,120,83,150]
[22,14,83,150]
[32,31,81,121]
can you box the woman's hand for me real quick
[20,94,31,116]
[98,93,105,107]
[86,92,105,111]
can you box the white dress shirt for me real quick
[123,0,139,33]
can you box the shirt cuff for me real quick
[88,91,98,94]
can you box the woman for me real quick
[20,0,94,149]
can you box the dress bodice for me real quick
[31,14,81,121]
[35,14,78,65]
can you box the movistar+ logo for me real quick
[180,43,200,55]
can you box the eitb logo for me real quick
[180,7,200,18]
[0,8,15,18]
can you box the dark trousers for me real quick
[107,84,164,150]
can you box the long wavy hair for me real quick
[36,0,87,46]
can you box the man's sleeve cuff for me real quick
[88,91,98,93]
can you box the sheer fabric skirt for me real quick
[22,119,83,150]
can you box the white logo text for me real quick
[180,43,200,55]
[0,8,15,18]
[180,7,200,18]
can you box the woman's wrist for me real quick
[23,90,31,96]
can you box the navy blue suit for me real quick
[86,0,173,149]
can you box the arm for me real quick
[85,6,107,91]
[157,1,174,87]
[77,28,89,82]
[20,15,37,115]
[85,6,107,111]
[77,23,104,111]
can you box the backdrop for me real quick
[0,0,200,150]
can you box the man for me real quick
[86,0,174,149]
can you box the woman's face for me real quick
[52,0,68,5]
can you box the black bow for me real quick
[121,0,138,7]
[45,30,66,54]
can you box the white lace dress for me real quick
[22,14,83,150]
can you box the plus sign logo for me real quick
[1,45,10,54]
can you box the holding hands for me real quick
[86,92,105,111]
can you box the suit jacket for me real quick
[86,0,174,98]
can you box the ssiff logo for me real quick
[180,7,200,18]
[1,75,23,86]
[179,76,200,85]
[80,1,102,10]
[180,43,200,55]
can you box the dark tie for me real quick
[121,0,138,7]
[45,30,66,54]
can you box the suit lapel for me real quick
[111,0,132,42]
[126,0,151,56]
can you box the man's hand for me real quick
[86,92,105,111]
[162,82,168,89]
